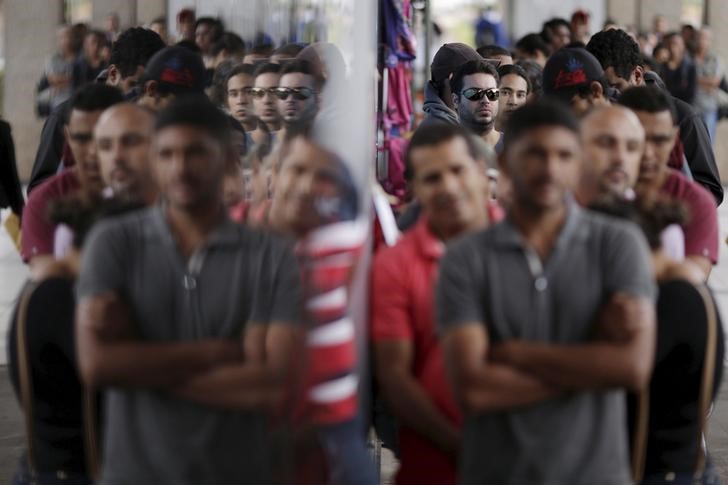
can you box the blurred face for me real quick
[581,107,645,196]
[654,16,668,34]
[276,72,319,128]
[668,35,685,61]
[550,25,572,50]
[83,33,100,59]
[453,73,499,133]
[567,83,608,118]
[499,74,528,121]
[178,19,195,41]
[698,29,712,52]
[501,126,581,212]
[94,105,155,202]
[195,23,213,54]
[58,28,73,54]
[150,22,168,44]
[634,110,678,195]
[116,65,145,94]
[271,137,345,236]
[153,125,226,210]
[227,74,255,125]
[252,73,281,127]
[410,136,487,238]
[66,109,104,194]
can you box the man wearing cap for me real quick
[542,47,611,117]
[422,43,483,127]
[137,45,207,111]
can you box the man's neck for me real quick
[428,212,488,242]
[509,202,568,261]
[165,201,226,258]
[243,120,257,132]
[265,120,282,133]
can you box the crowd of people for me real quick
[0,6,725,485]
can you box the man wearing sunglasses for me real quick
[450,60,503,151]
[275,59,323,135]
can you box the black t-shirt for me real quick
[7,277,91,473]
[629,279,725,474]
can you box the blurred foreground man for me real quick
[438,99,656,485]
[76,98,302,485]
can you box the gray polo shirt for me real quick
[77,205,301,485]
[437,202,655,485]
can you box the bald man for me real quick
[94,103,158,205]
[576,105,646,206]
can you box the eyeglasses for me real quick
[273,87,316,101]
[461,88,500,102]
[249,87,277,99]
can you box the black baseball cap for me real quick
[543,48,605,101]
[143,46,207,95]
[431,43,482,84]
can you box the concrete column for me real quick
[3,0,64,181]
[91,0,135,29]
[707,0,728,182]
[136,0,166,26]
[606,0,637,29]
[639,0,682,32]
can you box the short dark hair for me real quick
[109,27,166,78]
[541,18,571,43]
[516,60,543,98]
[502,98,580,151]
[226,63,255,87]
[586,29,642,80]
[209,59,238,106]
[497,64,531,93]
[515,33,551,58]
[618,86,678,125]
[66,83,125,123]
[451,60,500,96]
[280,59,324,89]
[155,96,232,147]
[253,62,281,80]
[272,43,306,60]
[174,39,201,53]
[405,122,480,181]
[476,44,511,59]
[150,16,166,26]
[194,17,224,42]
[211,31,245,58]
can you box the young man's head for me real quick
[243,42,274,64]
[137,46,207,111]
[175,8,196,42]
[476,44,513,66]
[451,60,500,136]
[514,33,551,68]
[94,103,157,204]
[497,64,530,125]
[430,43,482,109]
[586,28,645,92]
[226,63,256,126]
[106,27,166,95]
[194,17,223,56]
[500,99,581,213]
[152,97,232,211]
[251,62,282,129]
[405,122,488,239]
[579,105,645,202]
[149,17,168,44]
[276,60,324,133]
[211,31,246,67]
[543,47,610,117]
[541,18,572,52]
[665,32,686,62]
[65,84,125,195]
[618,86,679,196]
[270,135,359,237]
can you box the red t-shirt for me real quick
[370,217,462,485]
[20,169,80,262]
[661,169,718,264]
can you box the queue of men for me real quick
[5,13,725,485]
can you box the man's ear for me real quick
[144,80,158,97]
[106,65,120,86]
[632,65,645,86]
[590,80,605,100]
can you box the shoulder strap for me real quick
[631,390,650,482]
[15,283,38,474]
[694,284,718,476]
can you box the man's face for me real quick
[410,136,487,237]
[108,64,145,95]
[272,138,345,235]
[551,25,572,50]
[195,23,213,54]
[94,105,155,202]
[581,107,645,196]
[604,66,632,92]
[152,125,226,210]
[454,73,499,132]
[252,73,281,126]
[634,110,678,194]
[66,109,104,194]
[499,74,528,121]
[567,83,608,118]
[502,126,581,212]
[83,34,100,59]
[227,74,255,125]
[668,35,685,60]
[277,72,319,128]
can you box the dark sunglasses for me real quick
[249,87,277,99]
[273,87,316,101]
[461,87,500,102]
